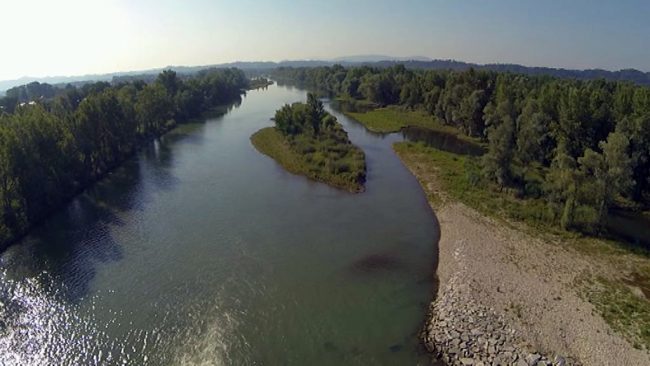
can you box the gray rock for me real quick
[459,358,474,365]
[526,353,542,366]
[553,355,566,366]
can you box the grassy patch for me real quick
[581,276,650,350]
[346,106,481,143]
[394,140,650,350]
[251,127,366,193]
[393,141,553,230]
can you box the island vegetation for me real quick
[0,68,251,248]
[251,94,366,192]
[247,77,274,90]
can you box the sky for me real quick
[0,0,649,81]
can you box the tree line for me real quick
[0,68,249,247]
[272,65,650,233]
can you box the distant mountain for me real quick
[2,58,649,92]
[330,55,432,63]
[0,70,159,93]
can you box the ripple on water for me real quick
[0,269,242,366]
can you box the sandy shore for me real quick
[395,147,650,366]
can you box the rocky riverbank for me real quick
[394,145,650,366]
[423,234,574,366]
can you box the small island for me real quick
[247,77,274,90]
[251,94,366,192]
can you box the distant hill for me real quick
[2,57,649,92]
[330,55,432,63]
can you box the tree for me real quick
[482,99,516,187]
[516,98,552,165]
[545,140,578,229]
[601,132,634,205]
[306,93,325,136]
[157,69,181,96]
[135,83,174,136]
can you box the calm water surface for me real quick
[0,84,439,365]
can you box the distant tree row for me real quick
[0,68,249,246]
[272,65,650,232]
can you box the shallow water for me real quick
[401,126,485,156]
[0,84,439,365]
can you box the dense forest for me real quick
[251,94,366,192]
[272,65,650,234]
[369,60,650,86]
[0,68,249,247]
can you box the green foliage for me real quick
[253,95,366,192]
[0,68,249,247]
[273,65,650,236]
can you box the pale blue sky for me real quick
[1,0,648,80]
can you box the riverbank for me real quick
[394,142,650,366]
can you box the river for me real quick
[0,84,439,365]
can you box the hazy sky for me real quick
[1,0,649,80]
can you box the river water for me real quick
[0,84,439,365]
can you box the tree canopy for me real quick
[273,65,650,233]
[0,68,249,247]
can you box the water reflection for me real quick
[606,210,650,250]
[402,126,485,156]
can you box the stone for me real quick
[502,345,515,353]
[514,359,528,366]
[459,358,474,365]
[471,328,481,334]
[526,353,542,366]
[553,355,566,366]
